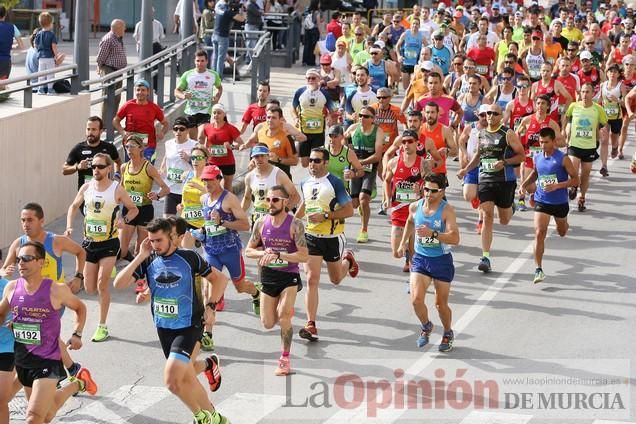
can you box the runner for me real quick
[521,127,579,284]
[1,202,86,387]
[555,56,580,123]
[325,124,364,184]
[457,75,486,127]
[484,67,517,110]
[344,106,384,243]
[564,83,608,212]
[415,72,463,128]
[159,116,198,218]
[419,101,458,186]
[397,173,460,351]
[520,30,546,82]
[174,49,223,140]
[457,105,488,233]
[503,75,534,133]
[119,135,170,263]
[457,104,525,273]
[178,145,209,249]
[240,80,270,134]
[576,51,604,96]
[295,147,359,341]
[242,144,299,229]
[531,62,573,122]
[598,64,628,177]
[345,66,378,127]
[65,153,139,342]
[113,218,228,424]
[0,241,96,424]
[395,18,424,90]
[384,128,431,273]
[292,68,335,167]
[245,185,308,375]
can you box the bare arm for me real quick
[54,236,86,293]
[277,172,300,210]
[241,174,253,211]
[224,195,251,232]
[65,185,88,236]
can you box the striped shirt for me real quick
[96,31,127,70]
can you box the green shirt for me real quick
[177,68,222,116]
[353,50,371,67]
[566,101,608,150]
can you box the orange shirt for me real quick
[419,123,447,174]
[543,42,562,65]
[256,124,295,158]
[372,103,407,150]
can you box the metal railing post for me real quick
[70,73,80,95]
[169,55,178,104]
[126,74,135,100]
[263,37,271,81]
[285,15,293,67]
[104,84,116,140]
[156,64,165,108]
[24,85,32,108]
[250,54,258,103]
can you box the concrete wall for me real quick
[0,93,90,249]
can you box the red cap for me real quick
[320,53,332,65]
[200,165,222,180]
[531,30,543,39]
[453,10,463,18]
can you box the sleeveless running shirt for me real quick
[351,124,378,171]
[526,50,545,80]
[19,232,64,283]
[601,81,623,120]
[367,59,387,91]
[84,180,119,241]
[327,145,351,181]
[181,173,206,228]
[478,125,516,183]
[202,190,242,255]
[261,214,300,274]
[403,31,424,67]
[534,149,569,205]
[413,199,450,257]
[391,154,423,224]
[249,166,281,226]
[10,278,61,366]
[461,94,483,124]
[122,160,153,207]
[421,124,447,174]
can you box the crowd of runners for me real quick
[1,1,636,423]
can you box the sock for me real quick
[421,321,431,331]
[536,267,543,272]
[482,252,490,258]
[282,351,290,358]
[252,290,259,298]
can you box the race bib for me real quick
[417,236,440,247]
[209,145,228,157]
[128,190,144,206]
[153,297,179,319]
[167,167,184,183]
[557,104,566,115]
[575,128,592,138]
[475,64,488,75]
[384,134,391,145]
[83,174,93,184]
[396,186,418,203]
[204,220,228,237]
[305,118,322,130]
[363,162,374,172]
[267,255,289,268]
[305,201,323,216]
[13,323,41,345]
[539,173,558,190]
[252,206,268,223]
[604,104,619,118]
[481,158,498,173]
[405,50,418,59]
[183,206,204,221]
[85,219,107,237]
[529,146,543,157]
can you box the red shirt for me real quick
[241,103,267,129]
[391,154,423,226]
[466,47,496,79]
[116,100,165,148]
[202,122,240,166]
[509,97,534,132]
[535,79,559,120]
[557,73,578,115]
[326,19,342,38]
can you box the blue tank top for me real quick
[462,94,483,124]
[367,59,387,91]
[431,45,451,75]
[413,199,450,257]
[0,22,14,60]
[389,26,405,45]
[403,31,423,66]
[0,278,12,353]
[534,149,569,205]
[202,190,242,255]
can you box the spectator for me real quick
[326,11,343,39]
[302,0,322,66]
[0,5,24,81]
[199,0,215,51]
[245,0,263,66]
[174,0,201,34]
[96,19,127,119]
[212,0,245,79]
[132,7,165,55]
[34,12,59,95]
[112,79,170,164]
[267,0,286,50]
[25,29,39,87]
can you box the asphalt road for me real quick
[7,135,636,424]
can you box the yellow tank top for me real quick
[84,180,120,241]
[181,173,206,228]
[122,160,153,207]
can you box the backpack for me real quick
[325,32,336,52]
[303,12,315,30]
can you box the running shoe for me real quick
[577,197,586,212]
[356,230,369,243]
[478,256,491,273]
[135,278,147,294]
[343,249,359,278]
[299,322,319,342]
[533,268,545,284]
[252,291,261,316]
[599,167,609,177]
[216,295,225,312]
[619,152,624,160]
[76,367,98,395]
[438,330,454,352]
[416,321,433,348]
[517,199,527,211]
[193,410,213,424]
[91,325,109,342]
[275,355,291,376]
[470,197,480,209]
[204,354,222,393]
[475,220,483,235]
[378,206,387,216]
[200,331,215,352]
[568,186,577,201]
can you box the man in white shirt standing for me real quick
[133,7,165,55]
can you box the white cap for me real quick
[478,104,490,115]
[421,61,434,71]
[580,50,593,60]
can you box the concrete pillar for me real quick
[73,0,89,84]
[140,0,154,84]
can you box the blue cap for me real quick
[250,145,270,157]
[135,79,150,89]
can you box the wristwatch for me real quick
[218,218,225,226]
[123,216,131,224]
[74,272,84,280]
[72,331,82,338]
[206,302,217,311]
[323,212,330,220]
[432,230,439,239]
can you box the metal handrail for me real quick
[2,64,77,85]
[0,64,80,108]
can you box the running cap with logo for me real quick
[200,165,223,180]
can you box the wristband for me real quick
[72,331,82,338]
[431,230,439,239]
[74,272,84,280]
[206,302,217,311]
[113,172,121,179]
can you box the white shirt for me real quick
[164,138,198,194]
[133,19,165,48]
[467,30,500,50]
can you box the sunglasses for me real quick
[453,62,463,66]
[355,33,363,36]
[306,76,317,80]
[585,42,594,45]
[91,164,109,170]
[504,61,514,64]
[359,114,374,118]
[402,138,416,144]
[377,96,390,99]
[173,126,187,132]
[423,187,442,193]
[567,48,577,51]
[308,158,323,164]
[463,66,475,70]
[500,76,512,81]
[191,155,206,161]
[265,197,285,203]
[371,52,380,55]
[532,37,542,40]
[517,84,529,89]
[125,143,142,149]
[486,111,501,116]
[17,254,42,263]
